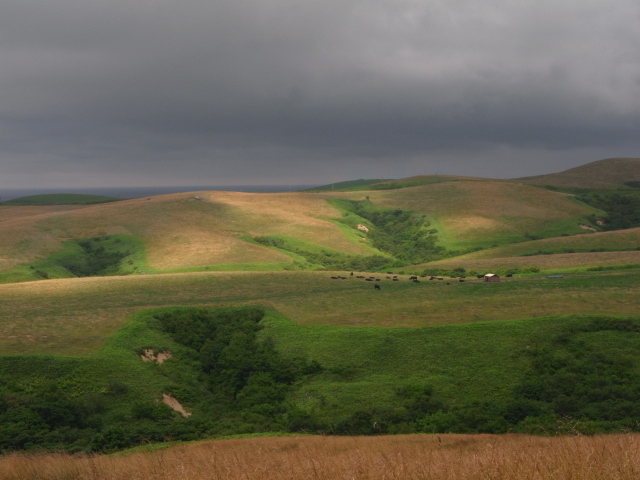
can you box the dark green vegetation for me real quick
[333,199,482,261]
[533,185,640,232]
[252,235,391,271]
[0,307,321,453]
[0,235,145,283]
[3,306,640,452]
[3,194,120,205]
[306,175,472,192]
[579,190,640,231]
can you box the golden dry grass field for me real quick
[0,191,372,272]
[2,433,640,480]
[0,180,599,274]
[1,270,640,355]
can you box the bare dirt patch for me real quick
[140,348,173,364]
[161,393,191,417]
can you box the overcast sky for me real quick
[1,0,639,188]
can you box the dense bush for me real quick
[578,191,640,230]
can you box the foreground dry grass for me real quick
[3,434,640,480]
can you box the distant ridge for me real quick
[512,157,640,188]
[3,193,120,205]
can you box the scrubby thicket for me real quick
[341,200,447,263]
[580,191,640,230]
[0,307,322,453]
[153,308,322,432]
[26,235,142,281]
[3,309,640,453]
[58,237,132,277]
[253,236,391,271]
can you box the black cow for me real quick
[374,284,381,290]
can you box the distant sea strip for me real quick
[0,185,319,202]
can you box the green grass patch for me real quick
[4,307,640,451]
[0,235,147,284]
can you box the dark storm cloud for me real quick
[1,0,639,187]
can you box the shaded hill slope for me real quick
[513,157,640,188]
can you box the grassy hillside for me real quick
[3,303,640,451]
[4,193,121,205]
[342,181,598,251]
[0,182,600,280]
[0,191,375,276]
[1,270,640,355]
[513,157,640,188]
[423,251,640,276]
[447,227,640,260]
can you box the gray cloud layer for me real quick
[1,0,639,187]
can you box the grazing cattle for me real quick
[409,276,418,280]
[413,279,420,283]
[477,275,484,279]
[366,278,373,281]
[374,284,381,290]
[393,276,398,278]
[446,282,450,285]
[459,279,465,283]
[376,278,381,281]
[350,272,354,276]
[393,278,399,281]
[356,276,365,278]
[436,277,444,280]
[331,276,338,279]
[506,273,513,277]
[429,276,435,280]
[386,276,391,279]
[387,272,393,274]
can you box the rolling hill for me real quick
[3,157,640,453]
[512,157,640,188]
